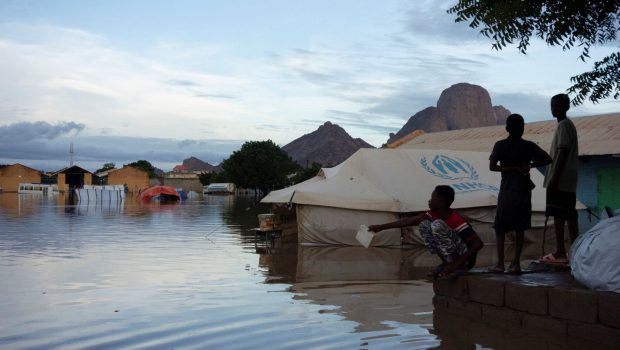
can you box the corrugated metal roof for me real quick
[396,113,620,156]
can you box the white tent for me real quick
[262,148,579,246]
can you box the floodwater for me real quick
[0,193,574,350]
[0,193,439,350]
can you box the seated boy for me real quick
[369,185,483,278]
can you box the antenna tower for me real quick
[69,142,74,167]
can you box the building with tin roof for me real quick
[391,113,620,232]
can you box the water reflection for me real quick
[256,235,568,349]
[0,193,57,219]
[431,304,615,350]
[2,193,442,349]
[0,192,577,350]
[295,247,434,333]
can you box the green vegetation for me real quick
[448,1,620,104]
[198,171,229,185]
[290,162,324,185]
[126,160,157,178]
[220,140,299,194]
[94,162,115,174]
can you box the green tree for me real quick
[198,171,229,185]
[448,1,620,104]
[220,140,299,194]
[127,160,157,178]
[199,172,214,185]
[95,162,115,174]
[291,162,324,185]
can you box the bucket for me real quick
[258,214,276,230]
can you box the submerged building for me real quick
[0,163,42,192]
[51,165,93,192]
[163,170,203,193]
[98,165,150,193]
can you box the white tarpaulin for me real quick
[295,204,548,246]
[571,216,620,293]
[262,148,583,246]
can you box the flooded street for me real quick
[0,194,440,349]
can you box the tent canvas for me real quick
[262,148,583,246]
[570,215,620,293]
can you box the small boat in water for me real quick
[139,185,181,203]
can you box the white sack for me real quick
[571,216,620,293]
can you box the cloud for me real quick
[0,15,617,155]
[400,0,486,43]
[294,116,397,138]
[0,121,243,171]
[0,121,84,143]
[177,139,197,148]
[0,138,242,172]
[193,93,236,99]
[0,24,251,141]
[491,93,551,121]
[165,79,201,87]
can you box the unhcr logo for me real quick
[420,155,498,193]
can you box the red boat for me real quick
[138,185,181,203]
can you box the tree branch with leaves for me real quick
[220,140,299,194]
[448,0,620,104]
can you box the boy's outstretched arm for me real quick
[368,213,426,233]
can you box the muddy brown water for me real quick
[0,193,575,349]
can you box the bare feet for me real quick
[487,265,505,273]
[507,263,522,275]
[427,263,445,278]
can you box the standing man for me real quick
[542,94,579,264]
[488,114,551,274]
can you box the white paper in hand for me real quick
[356,224,375,248]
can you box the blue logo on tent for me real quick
[420,155,498,193]
[420,155,478,181]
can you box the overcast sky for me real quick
[0,0,618,171]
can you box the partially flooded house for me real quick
[102,165,150,193]
[52,165,93,192]
[0,163,42,192]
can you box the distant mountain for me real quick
[493,105,511,126]
[182,156,220,172]
[387,83,511,144]
[283,121,375,167]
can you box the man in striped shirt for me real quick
[369,185,483,279]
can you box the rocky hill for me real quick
[283,121,374,167]
[387,83,511,144]
[182,156,220,172]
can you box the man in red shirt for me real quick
[369,185,483,279]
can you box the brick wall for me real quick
[0,164,41,192]
[163,178,203,193]
[433,273,620,349]
[108,166,149,193]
